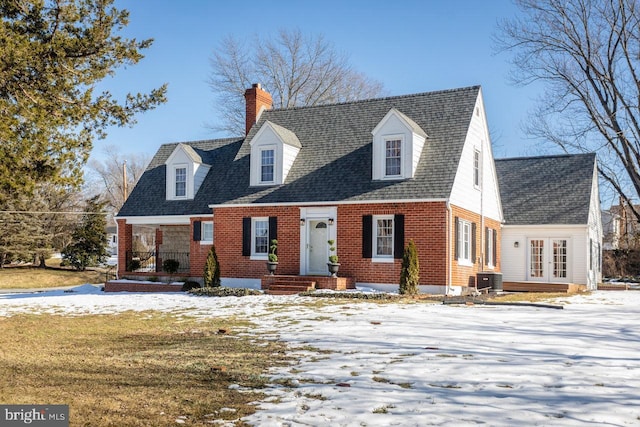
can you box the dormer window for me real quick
[261,148,275,183]
[372,109,427,181]
[165,143,211,201]
[175,166,187,197]
[249,121,301,186]
[385,138,403,177]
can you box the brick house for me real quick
[116,84,503,294]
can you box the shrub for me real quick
[181,280,202,292]
[127,259,141,271]
[328,239,339,264]
[399,240,419,296]
[203,246,221,288]
[189,287,262,297]
[162,259,180,275]
[268,239,278,262]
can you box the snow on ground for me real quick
[1,287,639,426]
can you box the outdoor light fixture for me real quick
[300,218,305,226]
[328,218,334,225]
[514,241,519,248]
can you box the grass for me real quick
[0,312,290,426]
[0,265,106,289]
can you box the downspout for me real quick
[446,199,452,295]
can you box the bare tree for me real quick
[209,28,385,135]
[88,145,150,213]
[496,0,640,220]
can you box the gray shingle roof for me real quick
[118,86,480,217]
[495,153,596,225]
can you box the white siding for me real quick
[449,91,502,222]
[586,163,603,287]
[501,225,590,286]
[193,163,210,195]
[282,143,300,183]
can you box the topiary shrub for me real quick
[399,240,419,296]
[203,245,221,288]
[181,280,202,292]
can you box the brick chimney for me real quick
[244,83,273,135]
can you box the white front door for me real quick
[307,220,328,275]
[527,238,570,282]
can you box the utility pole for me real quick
[123,160,128,201]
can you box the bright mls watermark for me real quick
[1,405,68,426]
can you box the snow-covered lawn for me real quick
[1,287,639,426]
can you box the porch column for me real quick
[117,219,133,276]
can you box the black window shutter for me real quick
[454,217,460,259]
[193,221,202,241]
[394,214,405,259]
[362,215,372,258]
[268,217,277,255]
[484,227,489,266]
[242,217,251,256]
[471,222,477,263]
[492,228,497,266]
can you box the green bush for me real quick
[189,287,262,297]
[399,240,419,296]
[162,259,180,274]
[203,246,221,288]
[127,259,141,271]
[181,280,202,292]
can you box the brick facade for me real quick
[117,203,500,288]
[116,219,132,277]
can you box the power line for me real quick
[0,210,110,215]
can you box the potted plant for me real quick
[327,239,340,277]
[266,239,278,275]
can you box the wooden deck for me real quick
[503,281,586,293]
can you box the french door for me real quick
[527,238,570,282]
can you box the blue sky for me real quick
[94,0,544,163]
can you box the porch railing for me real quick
[125,251,190,273]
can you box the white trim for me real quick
[503,224,587,229]
[457,218,472,264]
[118,215,192,225]
[250,217,269,259]
[382,135,404,179]
[373,214,395,259]
[200,221,213,244]
[209,198,448,209]
[299,206,337,275]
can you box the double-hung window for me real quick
[457,218,473,264]
[385,139,402,177]
[261,149,275,183]
[201,221,213,244]
[253,218,269,257]
[473,149,480,188]
[175,167,187,197]
[374,215,394,259]
[486,228,494,267]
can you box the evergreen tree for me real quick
[62,196,108,270]
[399,240,419,296]
[0,0,167,204]
[203,246,221,288]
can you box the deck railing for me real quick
[125,251,190,273]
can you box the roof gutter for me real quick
[208,197,449,209]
